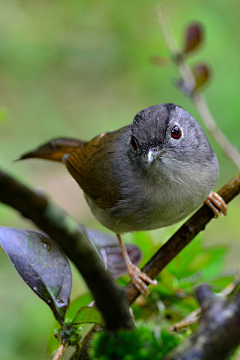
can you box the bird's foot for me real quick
[204,191,227,217]
[127,263,157,297]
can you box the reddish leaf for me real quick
[192,63,210,90]
[183,22,204,54]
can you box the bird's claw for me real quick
[204,191,227,217]
[127,263,157,297]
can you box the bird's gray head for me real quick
[129,103,216,176]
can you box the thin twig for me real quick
[156,4,240,171]
[220,271,240,298]
[156,5,196,91]
[170,271,240,332]
[193,93,240,170]
[166,285,240,360]
[52,343,68,360]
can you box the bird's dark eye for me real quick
[171,125,182,139]
[130,136,138,151]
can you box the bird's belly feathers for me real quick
[85,175,212,233]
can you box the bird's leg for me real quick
[116,233,157,296]
[204,191,227,217]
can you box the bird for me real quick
[19,103,227,296]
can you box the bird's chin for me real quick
[144,156,164,177]
[147,154,186,180]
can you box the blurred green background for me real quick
[0,0,240,359]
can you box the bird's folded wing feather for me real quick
[19,138,86,162]
[65,131,123,209]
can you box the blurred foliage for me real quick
[0,0,240,359]
[90,326,181,360]
[121,232,234,329]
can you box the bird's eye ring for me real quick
[130,136,138,151]
[171,125,182,139]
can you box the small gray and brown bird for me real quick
[19,104,227,296]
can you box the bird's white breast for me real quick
[85,159,215,234]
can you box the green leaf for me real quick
[47,293,94,354]
[66,293,93,322]
[73,306,103,325]
[199,246,227,280]
[167,235,204,279]
[0,227,72,323]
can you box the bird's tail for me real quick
[18,137,86,162]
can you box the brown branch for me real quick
[156,5,240,171]
[126,172,240,303]
[165,284,240,360]
[0,169,134,331]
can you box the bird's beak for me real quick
[147,147,162,163]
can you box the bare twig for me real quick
[220,271,240,298]
[126,172,240,303]
[52,343,68,360]
[0,169,134,331]
[170,271,240,332]
[156,5,240,171]
[156,5,196,91]
[166,284,240,360]
[170,308,201,333]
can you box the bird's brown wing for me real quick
[65,131,124,209]
[19,138,86,162]
[19,129,128,209]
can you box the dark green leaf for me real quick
[47,293,94,354]
[0,227,72,323]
